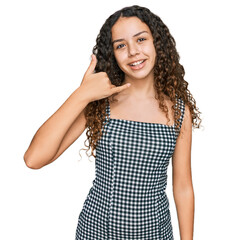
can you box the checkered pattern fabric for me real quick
[75,98,185,239]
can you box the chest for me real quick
[109,97,175,126]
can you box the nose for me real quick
[128,42,140,57]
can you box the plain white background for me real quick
[0,0,227,239]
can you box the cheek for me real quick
[114,51,126,65]
[113,52,124,70]
[144,44,156,57]
[113,51,119,63]
[151,45,156,58]
[114,56,129,74]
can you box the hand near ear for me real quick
[79,54,131,102]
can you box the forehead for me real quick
[111,16,151,39]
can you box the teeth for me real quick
[130,60,144,66]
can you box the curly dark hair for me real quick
[78,5,202,161]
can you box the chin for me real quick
[127,70,153,80]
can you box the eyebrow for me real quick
[112,31,149,45]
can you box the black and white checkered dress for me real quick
[75,97,185,240]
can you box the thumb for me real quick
[84,54,97,76]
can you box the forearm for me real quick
[173,186,195,240]
[24,87,89,168]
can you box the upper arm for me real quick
[172,104,193,191]
[48,108,87,164]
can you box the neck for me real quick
[122,72,157,99]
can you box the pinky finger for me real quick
[113,83,131,94]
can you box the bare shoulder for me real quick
[182,103,192,129]
[179,103,192,139]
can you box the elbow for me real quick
[23,151,43,170]
[173,183,194,196]
[24,160,41,170]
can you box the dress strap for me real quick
[105,97,185,133]
[105,98,110,122]
[175,98,185,135]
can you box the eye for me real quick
[138,37,146,42]
[116,43,125,49]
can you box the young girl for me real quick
[24,5,201,240]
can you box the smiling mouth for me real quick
[129,59,146,66]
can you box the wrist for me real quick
[75,87,92,104]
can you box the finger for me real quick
[111,83,131,94]
[84,54,97,76]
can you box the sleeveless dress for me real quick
[75,97,185,240]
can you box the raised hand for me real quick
[79,54,131,102]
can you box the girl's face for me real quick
[111,16,156,81]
